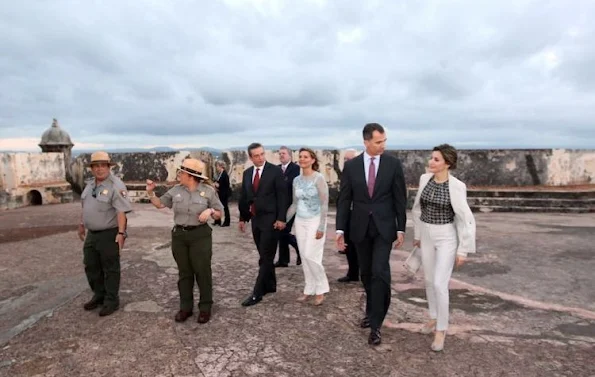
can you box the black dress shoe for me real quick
[368,329,381,346]
[175,310,193,322]
[337,276,358,283]
[360,316,370,328]
[83,297,104,311]
[296,258,302,266]
[99,304,119,317]
[241,296,262,307]
[197,311,211,324]
[274,262,288,268]
[221,224,230,227]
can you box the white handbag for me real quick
[404,246,422,274]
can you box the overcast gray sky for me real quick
[1,0,594,151]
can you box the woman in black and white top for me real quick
[411,144,476,352]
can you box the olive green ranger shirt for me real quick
[81,173,133,231]
[160,183,223,226]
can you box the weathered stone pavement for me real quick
[0,203,594,376]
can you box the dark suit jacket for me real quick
[216,170,231,202]
[280,162,300,210]
[239,162,287,228]
[336,152,407,244]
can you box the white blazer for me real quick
[411,172,476,257]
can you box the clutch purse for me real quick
[404,246,422,274]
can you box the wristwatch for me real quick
[118,231,127,238]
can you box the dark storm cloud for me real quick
[0,0,594,150]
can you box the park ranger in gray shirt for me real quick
[78,151,132,317]
[146,158,223,324]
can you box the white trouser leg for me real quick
[420,222,458,331]
[295,216,329,295]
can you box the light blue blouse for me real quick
[286,172,329,233]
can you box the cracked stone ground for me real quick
[0,203,594,377]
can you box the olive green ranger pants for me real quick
[83,227,121,308]
[171,224,213,312]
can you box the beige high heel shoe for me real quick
[420,320,437,335]
[431,330,446,352]
[296,294,310,302]
[313,294,325,306]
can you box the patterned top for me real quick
[286,172,329,233]
[420,178,455,224]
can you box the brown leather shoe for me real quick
[174,310,193,322]
[197,311,211,324]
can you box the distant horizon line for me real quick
[1,144,594,154]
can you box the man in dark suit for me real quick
[274,146,301,267]
[336,123,407,346]
[214,160,231,227]
[239,143,287,307]
[337,149,359,283]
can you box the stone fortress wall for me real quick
[1,119,594,211]
[0,152,73,209]
[71,148,595,212]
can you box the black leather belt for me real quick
[88,227,118,234]
[174,225,199,231]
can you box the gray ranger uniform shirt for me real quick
[160,182,223,226]
[81,173,133,231]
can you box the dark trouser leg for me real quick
[356,233,374,318]
[277,219,290,265]
[97,228,121,307]
[83,232,105,301]
[355,218,392,330]
[361,218,392,330]
[172,229,194,311]
[252,223,279,297]
[222,198,230,226]
[277,217,299,264]
[189,226,213,312]
[345,234,360,280]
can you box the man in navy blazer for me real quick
[274,146,301,267]
[336,123,407,346]
[238,143,287,307]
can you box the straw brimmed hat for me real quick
[178,158,207,179]
[87,151,116,167]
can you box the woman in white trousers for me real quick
[411,144,476,351]
[286,147,330,306]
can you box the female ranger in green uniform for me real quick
[146,158,223,324]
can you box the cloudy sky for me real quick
[1,0,594,151]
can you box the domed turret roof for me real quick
[39,119,74,147]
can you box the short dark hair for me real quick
[299,147,320,171]
[363,123,385,141]
[247,142,263,157]
[433,144,458,170]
